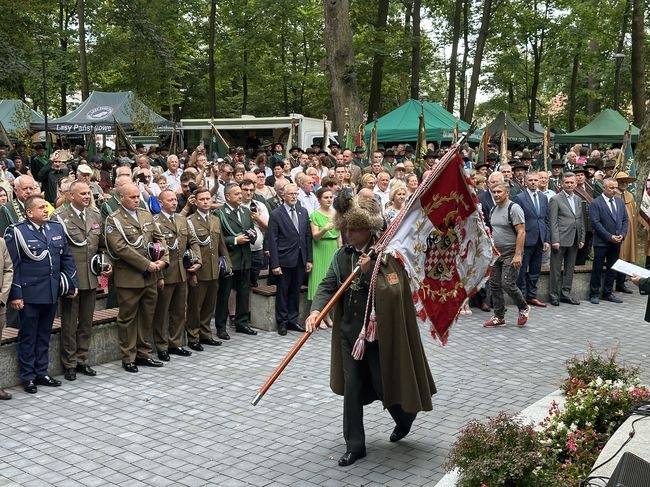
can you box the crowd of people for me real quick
[0,137,643,404]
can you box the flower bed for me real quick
[447,348,650,487]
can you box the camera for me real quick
[188,181,198,194]
[244,228,258,242]
[136,172,147,183]
[249,200,258,213]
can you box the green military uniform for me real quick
[31,154,49,183]
[104,206,168,365]
[214,204,253,335]
[186,210,231,346]
[152,211,201,353]
[0,199,27,235]
[54,204,105,370]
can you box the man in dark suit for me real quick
[5,195,78,393]
[514,172,550,307]
[267,183,313,335]
[215,183,257,339]
[548,173,585,306]
[588,178,628,304]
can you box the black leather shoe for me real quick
[338,450,366,467]
[76,364,97,376]
[122,362,138,373]
[216,331,231,340]
[64,368,77,381]
[390,425,411,442]
[199,337,222,346]
[277,326,287,336]
[550,299,560,306]
[135,357,164,367]
[617,285,634,294]
[236,325,258,335]
[157,351,170,362]
[560,296,580,305]
[188,342,204,351]
[23,380,37,394]
[287,322,305,332]
[168,347,192,357]
[34,375,61,387]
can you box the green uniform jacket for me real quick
[311,248,436,413]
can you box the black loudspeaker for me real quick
[605,452,650,487]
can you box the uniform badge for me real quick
[91,223,100,230]
[387,273,399,285]
[106,226,113,234]
[52,235,62,241]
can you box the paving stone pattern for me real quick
[1,292,649,486]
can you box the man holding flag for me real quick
[306,195,435,467]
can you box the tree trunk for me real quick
[58,0,68,116]
[459,0,469,119]
[614,0,631,113]
[242,50,248,115]
[463,0,493,122]
[587,39,600,116]
[528,4,547,132]
[631,0,646,125]
[400,0,412,103]
[280,25,289,116]
[78,0,89,101]
[207,0,217,117]
[568,43,580,132]
[409,0,422,100]
[367,0,390,118]
[446,0,463,113]
[323,0,363,132]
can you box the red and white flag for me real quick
[384,153,497,344]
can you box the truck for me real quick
[180,114,337,158]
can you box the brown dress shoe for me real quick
[0,388,11,400]
[526,298,547,308]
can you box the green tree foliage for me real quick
[0,0,645,134]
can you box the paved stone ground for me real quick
[1,292,649,487]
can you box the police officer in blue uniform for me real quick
[4,195,78,393]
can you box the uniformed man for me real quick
[55,181,111,381]
[30,144,49,182]
[0,175,39,330]
[214,183,256,340]
[0,175,38,234]
[305,196,435,466]
[5,195,78,393]
[186,187,231,350]
[151,190,201,361]
[104,183,169,373]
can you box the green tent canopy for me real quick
[484,112,543,145]
[554,109,639,144]
[30,91,173,134]
[0,100,44,135]
[364,99,481,144]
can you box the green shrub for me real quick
[562,347,639,395]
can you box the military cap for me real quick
[353,146,365,154]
